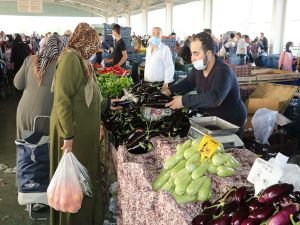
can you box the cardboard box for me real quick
[246,83,298,114]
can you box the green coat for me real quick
[50,48,106,225]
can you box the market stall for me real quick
[238,68,300,84]
[95,67,300,225]
[111,137,256,225]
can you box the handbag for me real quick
[15,131,50,193]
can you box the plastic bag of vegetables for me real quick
[47,152,92,213]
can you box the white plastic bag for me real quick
[47,152,92,213]
[251,108,278,144]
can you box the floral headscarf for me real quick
[66,23,99,80]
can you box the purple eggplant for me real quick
[223,202,238,217]
[258,183,294,204]
[247,199,264,212]
[202,204,222,215]
[289,192,300,204]
[248,205,275,222]
[202,200,213,209]
[209,215,231,225]
[231,207,250,225]
[268,204,300,225]
[240,218,259,225]
[280,196,294,208]
[217,188,237,205]
[126,128,146,148]
[192,214,213,225]
[235,187,253,205]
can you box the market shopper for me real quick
[278,41,294,71]
[163,32,247,128]
[95,33,111,65]
[178,37,192,64]
[235,32,247,65]
[105,24,127,68]
[14,34,67,139]
[259,32,268,53]
[49,22,107,225]
[144,27,174,90]
[224,33,237,58]
[10,34,31,75]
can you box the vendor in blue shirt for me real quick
[163,32,247,128]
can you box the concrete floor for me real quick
[0,94,49,225]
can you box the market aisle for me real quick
[0,94,49,225]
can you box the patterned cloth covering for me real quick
[111,136,257,225]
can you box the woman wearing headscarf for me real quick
[49,23,107,225]
[278,41,294,71]
[11,33,31,75]
[14,34,68,139]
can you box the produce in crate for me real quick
[152,138,241,204]
[191,183,300,225]
[98,65,129,76]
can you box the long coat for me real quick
[14,56,56,138]
[50,48,106,225]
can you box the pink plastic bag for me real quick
[47,152,91,213]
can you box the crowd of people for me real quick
[0,23,299,225]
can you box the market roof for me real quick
[0,0,197,17]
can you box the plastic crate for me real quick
[161,38,176,49]
[121,27,131,38]
[122,38,132,51]
[131,53,146,64]
[229,64,251,77]
[239,84,256,102]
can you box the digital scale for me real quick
[188,116,244,149]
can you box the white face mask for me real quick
[192,55,208,70]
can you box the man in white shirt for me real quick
[235,32,247,65]
[144,27,174,90]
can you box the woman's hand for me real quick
[61,139,73,152]
[99,126,105,141]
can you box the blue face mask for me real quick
[151,37,161,46]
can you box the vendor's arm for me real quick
[54,51,82,140]
[117,50,127,67]
[169,71,196,95]
[182,68,232,109]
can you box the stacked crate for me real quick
[121,27,133,53]
[161,37,177,63]
[102,23,133,52]
[103,23,114,47]
[229,64,252,77]
[239,84,257,102]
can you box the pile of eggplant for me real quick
[103,81,191,154]
[192,183,300,225]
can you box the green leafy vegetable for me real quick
[96,73,133,98]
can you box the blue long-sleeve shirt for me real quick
[170,56,247,127]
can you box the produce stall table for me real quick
[238,68,300,84]
[111,136,257,225]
